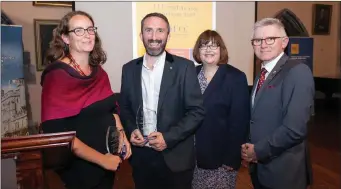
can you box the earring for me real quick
[64,43,69,52]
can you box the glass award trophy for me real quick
[136,105,157,141]
[105,126,126,159]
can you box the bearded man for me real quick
[119,12,205,189]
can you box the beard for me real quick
[142,38,167,56]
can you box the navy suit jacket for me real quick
[195,64,250,170]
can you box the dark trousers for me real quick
[132,148,193,189]
[64,170,114,189]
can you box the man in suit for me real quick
[119,12,205,189]
[241,18,314,189]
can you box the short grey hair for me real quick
[252,18,287,38]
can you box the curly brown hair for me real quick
[44,11,107,66]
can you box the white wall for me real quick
[216,2,255,84]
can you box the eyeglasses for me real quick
[68,27,97,36]
[199,44,220,50]
[251,37,285,46]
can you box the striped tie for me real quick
[256,68,267,95]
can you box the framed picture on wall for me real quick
[32,1,73,7]
[34,19,59,71]
[312,4,333,35]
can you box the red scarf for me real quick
[41,62,114,122]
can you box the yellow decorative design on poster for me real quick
[291,43,299,55]
[133,2,214,60]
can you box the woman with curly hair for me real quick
[40,11,131,189]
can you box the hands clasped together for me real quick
[130,129,167,151]
[241,143,258,167]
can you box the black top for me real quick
[42,95,118,188]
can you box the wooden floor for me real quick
[46,99,341,189]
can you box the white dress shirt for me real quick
[252,52,284,106]
[141,51,166,136]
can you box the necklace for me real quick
[67,54,90,76]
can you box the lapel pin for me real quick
[170,66,172,70]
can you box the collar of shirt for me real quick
[142,51,166,70]
[261,51,284,73]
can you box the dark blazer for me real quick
[195,64,250,170]
[119,52,205,172]
[250,54,314,189]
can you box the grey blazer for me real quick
[250,54,314,189]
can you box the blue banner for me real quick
[286,37,314,72]
[1,25,29,137]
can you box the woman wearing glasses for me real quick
[40,11,131,189]
[192,30,250,189]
